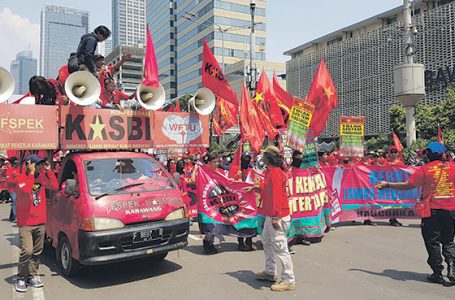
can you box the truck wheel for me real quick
[151,252,168,261]
[57,235,80,277]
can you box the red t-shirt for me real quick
[100,89,130,107]
[15,169,58,226]
[260,166,290,218]
[408,161,455,210]
[98,66,114,92]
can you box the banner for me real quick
[286,98,315,152]
[340,116,364,157]
[322,165,420,222]
[0,104,58,150]
[181,175,198,219]
[60,106,154,150]
[154,111,209,149]
[197,166,257,237]
[300,129,319,168]
[278,129,293,165]
[286,168,332,238]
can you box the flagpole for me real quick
[248,0,257,98]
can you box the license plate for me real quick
[133,228,163,243]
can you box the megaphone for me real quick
[136,82,165,110]
[64,71,101,106]
[189,88,216,115]
[0,67,15,103]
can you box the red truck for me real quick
[45,151,189,276]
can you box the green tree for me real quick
[365,136,390,152]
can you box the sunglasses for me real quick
[390,150,398,154]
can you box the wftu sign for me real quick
[60,106,154,150]
[425,65,455,91]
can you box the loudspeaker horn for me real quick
[64,71,101,106]
[189,88,216,115]
[0,67,15,103]
[136,82,166,110]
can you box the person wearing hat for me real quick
[14,154,58,292]
[218,152,232,172]
[376,142,455,284]
[6,157,19,222]
[245,146,296,292]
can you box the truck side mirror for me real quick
[64,179,79,198]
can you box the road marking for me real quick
[188,234,202,241]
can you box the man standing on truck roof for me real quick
[14,155,58,293]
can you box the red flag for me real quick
[253,101,278,140]
[228,147,242,179]
[438,124,444,144]
[213,97,238,136]
[392,129,404,153]
[254,71,284,128]
[307,59,338,137]
[142,25,159,87]
[272,71,293,109]
[240,84,265,153]
[201,37,238,106]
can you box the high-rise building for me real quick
[175,0,267,95]
[105,45,145,95]
[285,0,455,139]
[146,0,177,100]
[10,50,37,94]
[40,5,89,78]
[112,0,147,49]
[98,38,113,57]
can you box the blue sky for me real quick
[0,0,403,69]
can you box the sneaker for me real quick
[15,279,27,292]
[389,218,402,227]
[271,281,296,292]
[204,244,218,255]
[288,246,296,254]
[26,276,44,288]
[300,239,311,246]
[427,273,444,284]
[363,220,377,226]
[247,244,257,251]
[238,243,249,251]
[255,271,278,282]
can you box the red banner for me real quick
[60,106,154,150]
[197,166,257,226]
[0,104,58,150]
[153,111,209,149]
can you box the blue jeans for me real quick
[9,192,16,221]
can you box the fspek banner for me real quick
[322,165,421,221]
[154,112,209,149]
[60,106,154,150]
[340,116,364,157]
[197,166,258,237]
[0,104,58,150]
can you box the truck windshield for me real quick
[84,158,175,196]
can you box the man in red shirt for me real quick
[15,155,58,293]
[100,78,135,109]
[246,146,296,292]
[377,142,455,284]
[6,157,19,222]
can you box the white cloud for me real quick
[0,8,40,73]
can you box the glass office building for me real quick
[112,0,147,49]
[40,5,89,78]
[10,50,37,94]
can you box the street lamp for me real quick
[183,13,260,73]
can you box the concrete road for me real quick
[0,204,453,300]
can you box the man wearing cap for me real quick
[14,155,58,292]
[245,146,296,292]
[376,142,455,284]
